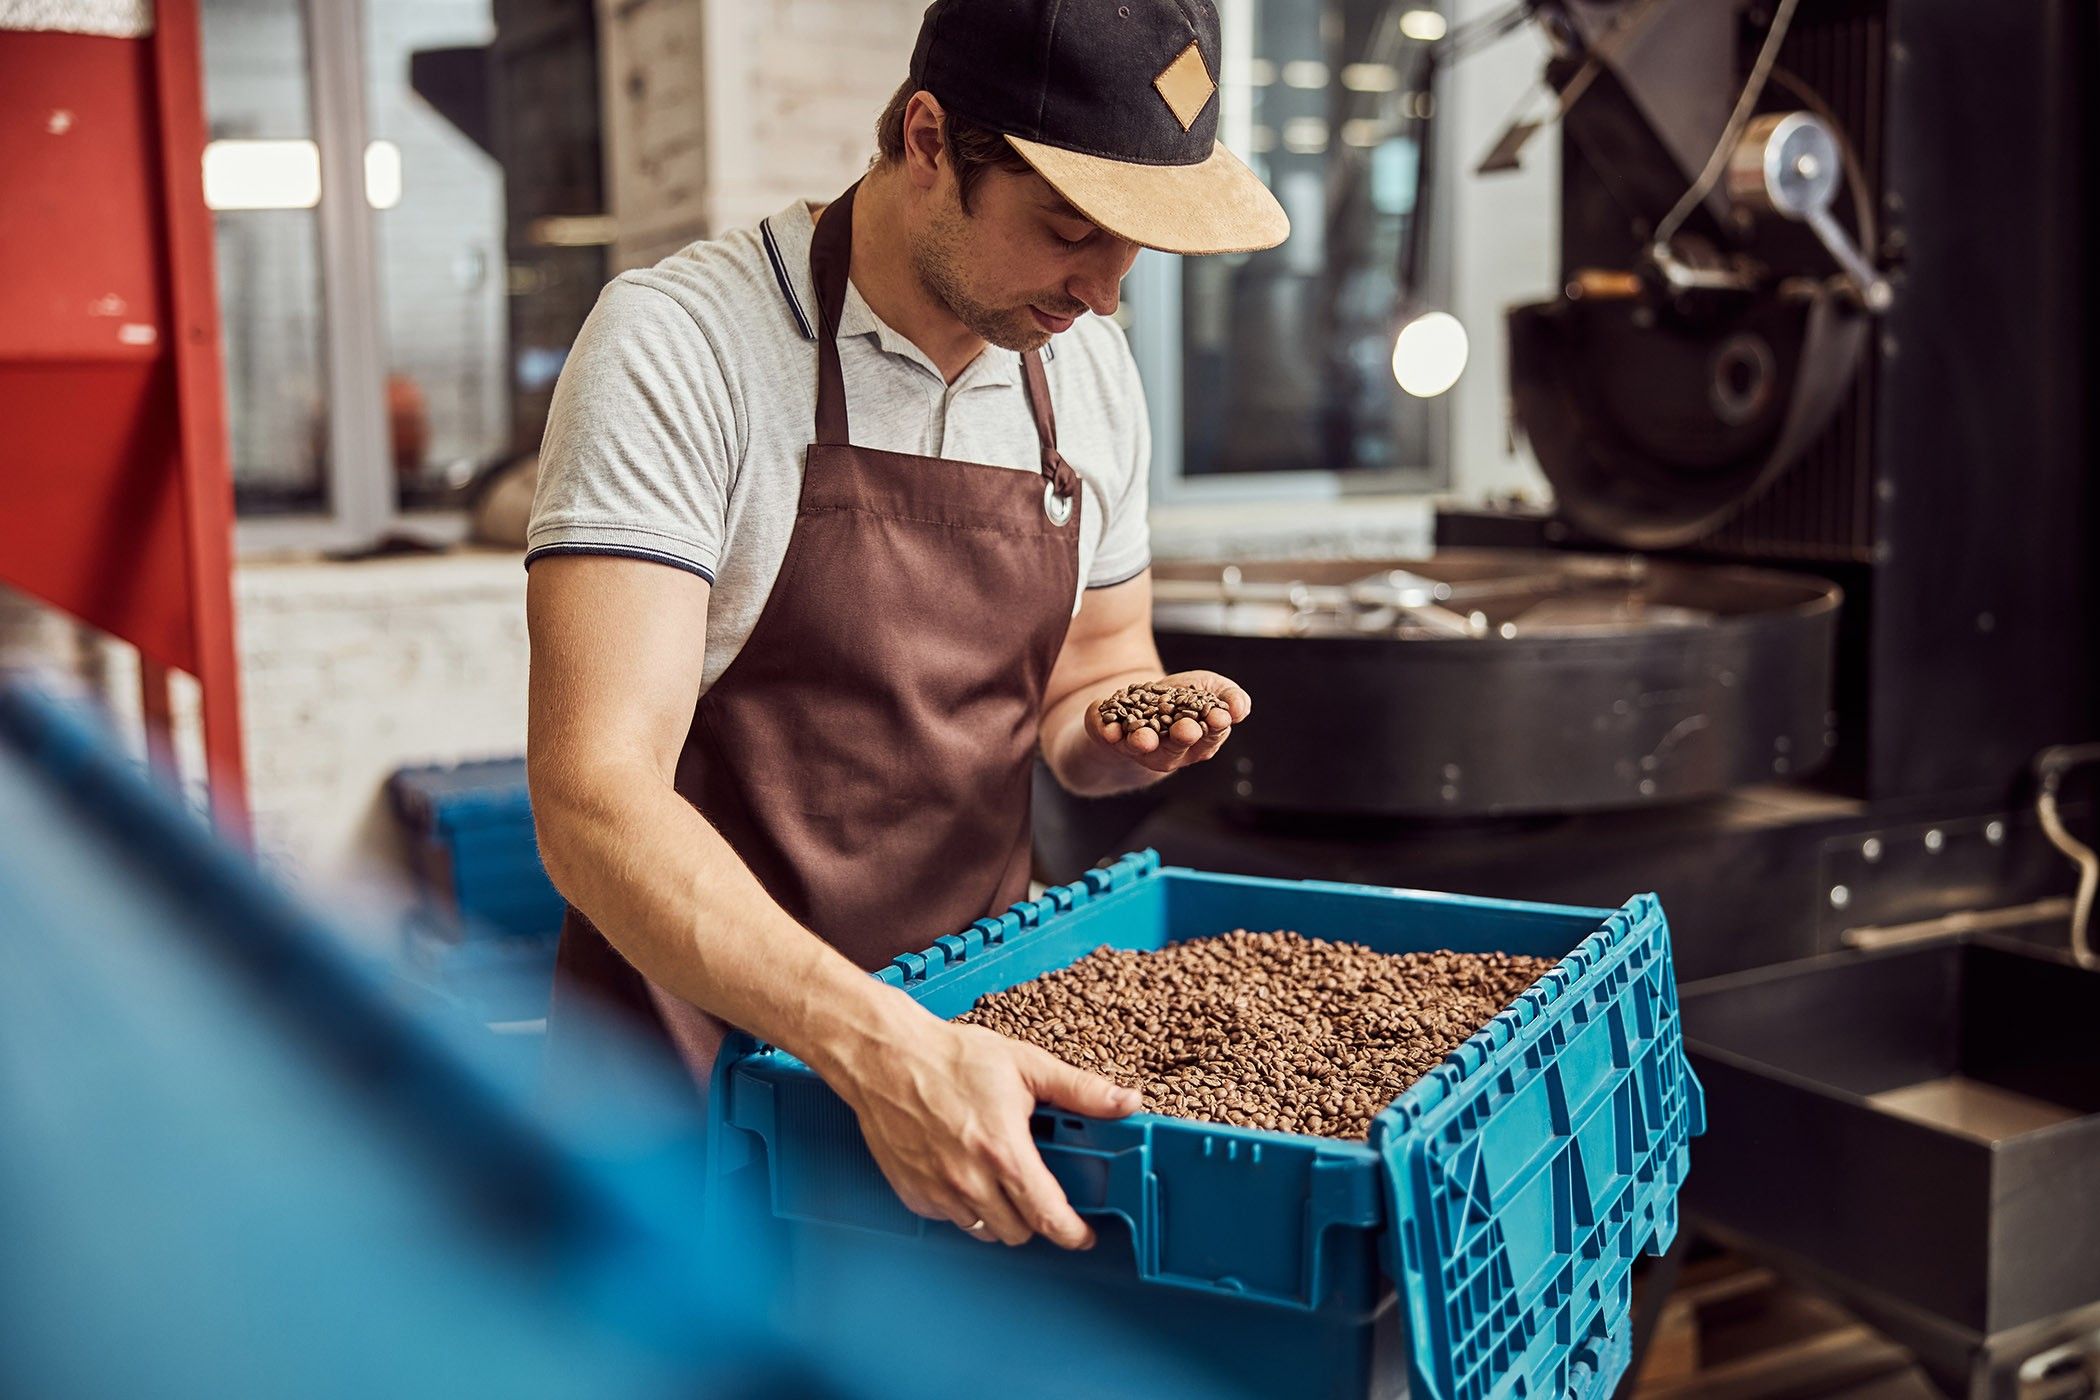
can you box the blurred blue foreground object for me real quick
[389,757,565,1035]
[0,681,852,1400]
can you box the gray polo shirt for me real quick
[526,198,1153,697]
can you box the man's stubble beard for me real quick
[911,198,1061,354]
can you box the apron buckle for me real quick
[1044,479,1074,526]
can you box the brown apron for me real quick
[545,179,1083,1089]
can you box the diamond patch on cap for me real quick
[1153,42,1215,131]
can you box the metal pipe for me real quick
[2035,744,2100,970]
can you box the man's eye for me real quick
[1053,228,1092,251]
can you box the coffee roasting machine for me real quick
[1040,2,2100,1394]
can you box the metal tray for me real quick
[1680,938,2100,1358]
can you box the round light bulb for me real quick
[1399,9,1448,42]
[1391,311,1468,397]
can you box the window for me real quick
[198,0,605,551]
[363,0,510,512]
[1125,0,1452,501]
[198,0,331,518]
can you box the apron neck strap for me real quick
[808,181,1072,496]
[809,181,858,447]
[1019,349,1076,497]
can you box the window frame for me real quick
[1124,0,1459,507]
[231,0,472,556]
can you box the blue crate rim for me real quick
[903,850,1648,1132]
[732,849,1657,1160]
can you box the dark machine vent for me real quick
[1701,2,1887,563]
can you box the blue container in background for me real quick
[710,851,1705,1400]
[389,757,564,940]
[390,758,563,1035]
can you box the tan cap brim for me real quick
[1004,135,1290,256]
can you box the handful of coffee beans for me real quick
[1098,680,1227,738]
[957,931,1555,1140]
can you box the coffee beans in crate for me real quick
[1098,680,1225,737]
[957,931,1556,1140]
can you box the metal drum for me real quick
[1151,550,1840,817]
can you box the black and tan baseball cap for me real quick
[908,0,1290,255]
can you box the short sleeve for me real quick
[1086,322,1153,589]
[526,280,739,582]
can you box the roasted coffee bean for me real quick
[1098,679,1228,738]
[956,931,1555,1141]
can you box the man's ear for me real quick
[901,90,948,192]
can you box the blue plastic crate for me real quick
[389,758,564,940]
[389,757,537,834]
[444,872,567,936]
[709,851,1704,1400]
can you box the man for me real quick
[525,0,1287,1253]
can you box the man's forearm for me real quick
[1039,667,1169,797]
[533,763,922,1069]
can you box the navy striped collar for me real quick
[759,201,1054,373]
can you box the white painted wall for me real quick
[692,0,926,232]
[230,551,530,899]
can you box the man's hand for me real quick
[1040,574,1250,796]
[1084,669,1253,773]
[819,993,1141,1249]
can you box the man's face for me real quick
[910,165,1141,353]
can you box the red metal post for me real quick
[0,8,251,840]
[147,0,251,841]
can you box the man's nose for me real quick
[1069,236,1141,318]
